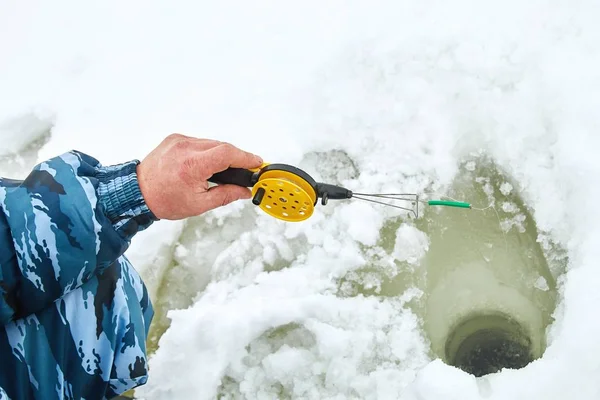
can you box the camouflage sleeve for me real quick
[0,150,158,324]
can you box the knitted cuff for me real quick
[96,160,158,240]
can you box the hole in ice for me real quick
[336,156,568,377]
[445,314,533,377]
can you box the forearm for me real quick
[0,150,157,323]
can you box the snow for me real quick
[337,202,385,246]
[2,0,600,399]
[392,224,429,266]
[0,112,54,155]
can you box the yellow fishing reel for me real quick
[208,163,352,222]
[209,164,474,221]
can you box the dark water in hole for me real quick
[452,326,533,377]
[445,313,533,377]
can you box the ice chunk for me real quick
[500,182,514,196]
[392,224,430,266]
[534,276,550,291]
[501,202,518,213]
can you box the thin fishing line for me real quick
[429,193,508,257]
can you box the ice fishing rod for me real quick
[208,163,472,222]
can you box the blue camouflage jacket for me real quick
[0,151,157,399]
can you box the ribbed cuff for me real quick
[96,160,158,240]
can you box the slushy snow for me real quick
[2,1,600,399]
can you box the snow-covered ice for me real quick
[2,0,600,399]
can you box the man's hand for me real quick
[137,134,263,220]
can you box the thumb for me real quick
[199,184,252,213]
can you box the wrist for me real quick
[96,160,159,235]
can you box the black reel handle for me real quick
[208,166,353,208]
[208,168,257,188]
[316,183,353,205]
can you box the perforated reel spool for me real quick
[251,170,317,222]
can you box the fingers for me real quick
[196,143,263,180]
[211,143,263,170]
[168,134,263,183]
[168,134,262,176]
[199,184,253,213]
[169,135,224,153]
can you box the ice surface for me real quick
[2,0,600,399]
